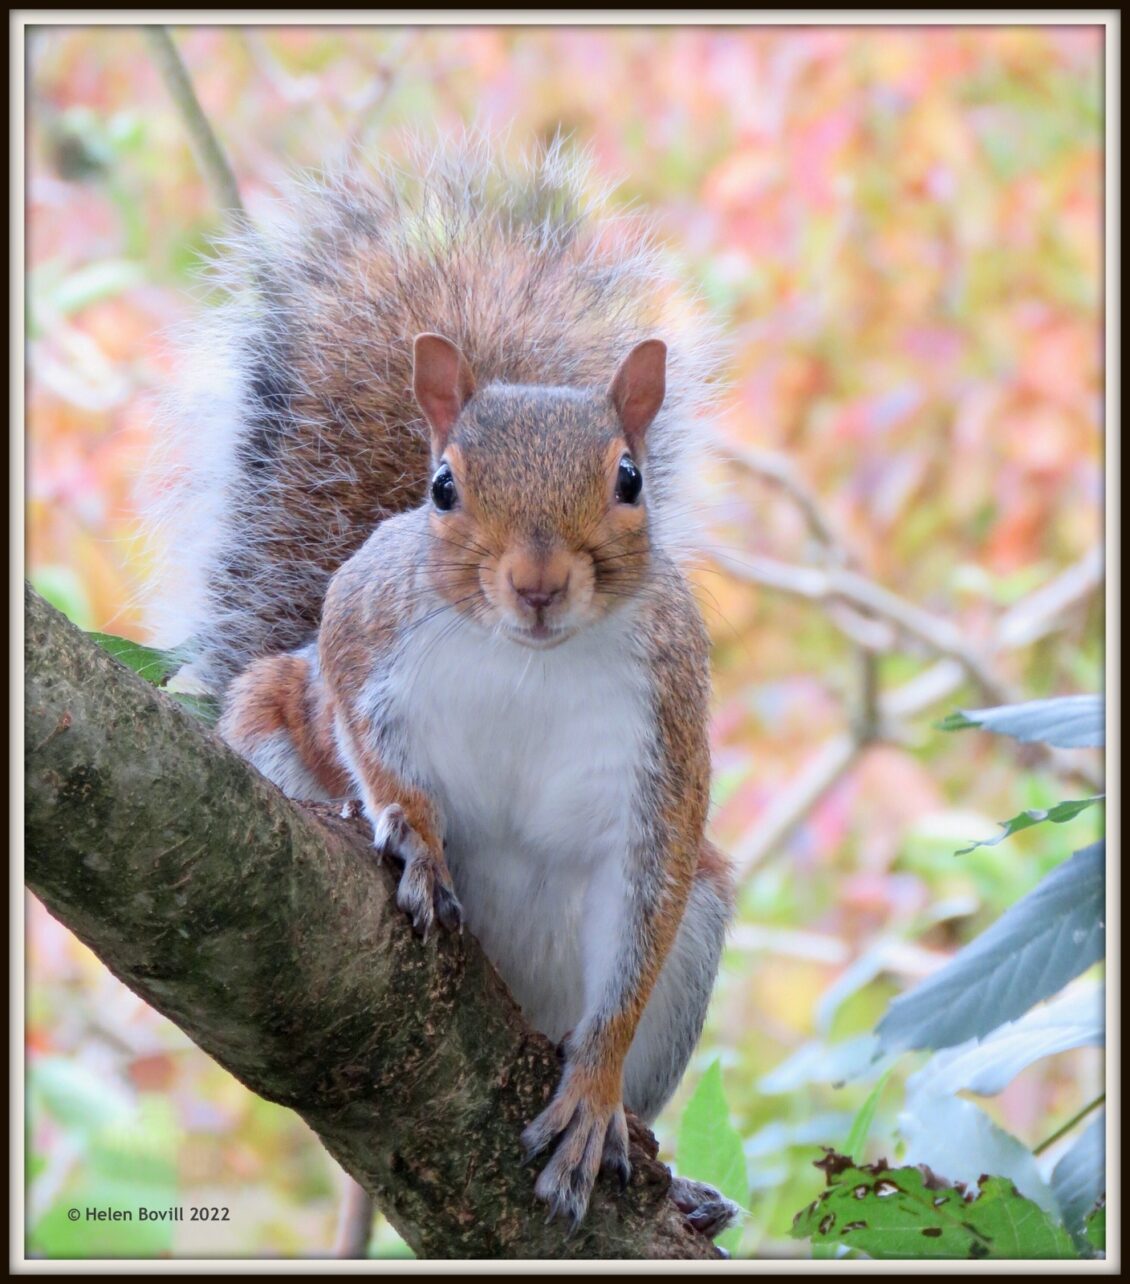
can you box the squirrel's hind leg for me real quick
[219,648,351,802]
[625,845,739,1241]
[622,847,732,1124]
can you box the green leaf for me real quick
[87,633,181,687]
[85,633,222,726]
[956,797,1103,854]
[936,696,1103,748]
[1084,1199,1105,1253]
[843,1070,892,1163]
[676,1060,747,1252]
[876,843,1105,1052]
[791,1155,1078,1259]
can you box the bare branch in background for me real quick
[144,26,245,218]
[731,734,859,878]
[721,448,1103,877]
[730,445,849,563]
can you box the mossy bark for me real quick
[23,585,717,1260]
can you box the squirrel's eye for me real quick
[431,463,457,511]
[615,454,643,505]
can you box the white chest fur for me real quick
[371,609,652,1041]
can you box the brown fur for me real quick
[220,653,351,799]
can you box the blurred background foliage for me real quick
[25,23,1104,1259]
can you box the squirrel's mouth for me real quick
[503,619,575,650]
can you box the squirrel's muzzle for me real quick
[495,545,590,643]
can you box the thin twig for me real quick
[1032,1093,1105,1157]
[731,734,860,876]
[996,546,1103,649]
[144,26,245,218]
[730,445,847,562]
[716,550,1017,707]
[729,549,1104,878]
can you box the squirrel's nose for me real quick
[511,575,569,612]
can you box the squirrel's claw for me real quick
[374,804,464,941]
[600,1107,631,1193]
[523,1090,628,1230]
[668,1176,742,1239]
[434,881,464,934]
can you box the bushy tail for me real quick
[145,134,724,697]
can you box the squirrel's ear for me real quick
[608,339,667,454]
[413,333,476,452]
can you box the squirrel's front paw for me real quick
[521,1080,629,1231]
[372,804,463,940]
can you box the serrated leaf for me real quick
[1084,1199,1105,1252]
[87,632,181,687]
[956,797,1104,854]
[1051,1112,1105,1247]
[791,1155,1077,1259]
[899,1094,1059,1216]
[906,983,1104,1099]
[676,1060,747,1252]
[939,695,1103,748]
[876,843,1105,1053]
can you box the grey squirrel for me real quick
[151,137,737,1236]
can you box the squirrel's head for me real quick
[412,332,666,648]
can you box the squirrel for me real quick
[149,137,737,1236]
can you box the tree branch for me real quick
[144,26,245,218]
[719,465,1103,877]
[23,586,717,1261]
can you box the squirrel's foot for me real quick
[372,804,463,940]
[521,1084,629,1231]
[668,1175,741,1239]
